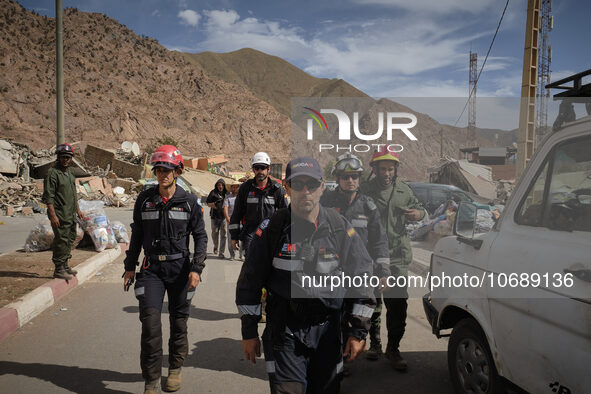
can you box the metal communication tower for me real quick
[468,51,477,144]
[536,0,552,143]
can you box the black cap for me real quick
[285,157,323,182]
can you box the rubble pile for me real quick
[0,173,44,216]
[494,180,515,205]
[0,139,147,216]
[0,139,244,216]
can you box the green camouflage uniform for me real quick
[360,178,426,350]
[42,165,78,268]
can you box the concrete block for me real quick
[7,286,54,327]
[0,148,17,175]
[42,277,79,301]
[84,145,115,170]
[0,307,18,341]
[185,158,200,169]
[75,246,121,284]
[77,176,107,194]
[5,206,14,216]
[197,158,209,171]
[0,140,12,150]
[111,159,143,180]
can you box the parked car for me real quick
[407,182,480,214]
[423,109,591,393]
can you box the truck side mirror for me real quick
[454,202,483,249]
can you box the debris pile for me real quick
[0,139,245,216]
[0,173,44,216]
[0,139,147,216]
[428,156,516,204]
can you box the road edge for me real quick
[0,244,127,342]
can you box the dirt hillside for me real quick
[0,0,291,170]
[0,0,508,180]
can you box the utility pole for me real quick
[468,51,477,145]
[56,0,64,146]
[440,127,443,158]
[516,0,540,179]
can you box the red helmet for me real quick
[151,145,184,171]
[56,143,75,156]
[369,147,399,166]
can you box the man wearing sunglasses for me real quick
[360,147,426,372]
[237,157,375,393]
[229,152,287,256]
[320,153,390,365]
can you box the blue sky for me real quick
[17,0,591,129]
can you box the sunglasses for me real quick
[340,173,360,181]
[253,164,269,171]
[289,178,322,192]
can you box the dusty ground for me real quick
[0,246,98,308]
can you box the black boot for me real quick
[53,265,73,280]
[65,263,77,276]
[366,325,382,360]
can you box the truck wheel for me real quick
[448,318,499,394]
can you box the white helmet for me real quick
[252,152,271,166]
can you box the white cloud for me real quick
[178,9,201,27]
[203,10,240,28]
[151,9,161,17]
[198,10,310,59]
[350,0,496,15]
[178,7,519,102]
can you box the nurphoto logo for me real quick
[302,105,418,153]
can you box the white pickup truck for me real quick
[423,94,591,392]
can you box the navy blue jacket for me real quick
[236,206,376,340]
[229,178,287,240]
[124,185,207,273]
[320,189,391,278]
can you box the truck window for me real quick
[516,160,549,227]
[451,191,471,203]
[412,187,428,204]
[431,189,448,210]
[546,136,591,232]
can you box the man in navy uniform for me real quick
[123,145,207,393]
[237,157,376,393]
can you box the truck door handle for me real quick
[564,269,591,283]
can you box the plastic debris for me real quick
[110,221,130,243]
[24,218,54,252]
[78,199,118,251]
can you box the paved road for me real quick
[0,206,452,393]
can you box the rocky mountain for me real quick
[0,0,506,181]
[183,49,504,181]
[183,48,368,117]
[0,0,291,170]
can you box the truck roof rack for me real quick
[546,69,591,130]
[546,69,591,100]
